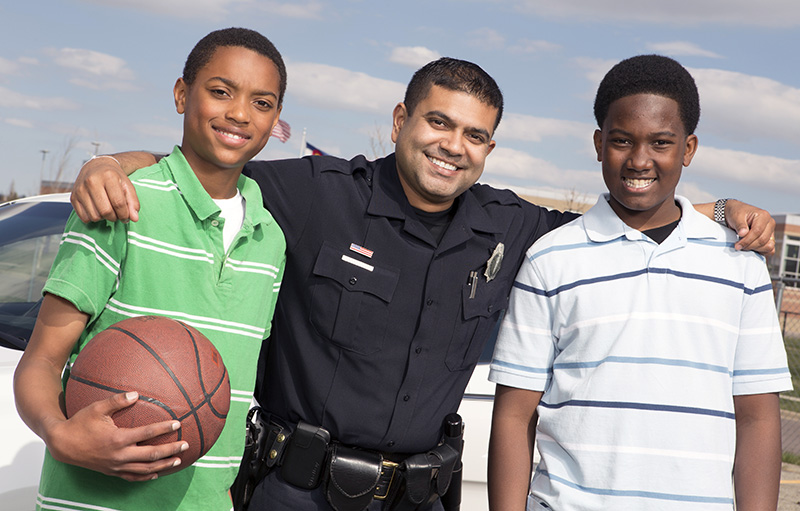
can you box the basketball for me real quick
[65,315,230,475]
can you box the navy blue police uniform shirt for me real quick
[244,153,576,453]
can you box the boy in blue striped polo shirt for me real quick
[488,55,791,511]
[15,28,287,510]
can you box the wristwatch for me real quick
[714,198,728,226]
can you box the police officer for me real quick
[72,58,776,511]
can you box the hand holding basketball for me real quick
[46,390,189,481]
[65,316,230,476]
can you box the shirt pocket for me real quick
[445,278,509,371]
[309,241,400,355]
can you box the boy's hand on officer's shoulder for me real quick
[726,199,776,256]
[71,154,144,224]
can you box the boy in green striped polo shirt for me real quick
[15,28,287,510]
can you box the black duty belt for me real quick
[231,408,464,511]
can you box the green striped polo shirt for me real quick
[38,147,286,511]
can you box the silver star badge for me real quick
[484,242,504,282]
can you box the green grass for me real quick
[783,330,800,402]
[779,323,800,462]
[783,451,800,466]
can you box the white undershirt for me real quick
[212,190,245,252]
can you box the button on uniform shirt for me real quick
[245,153,575,453]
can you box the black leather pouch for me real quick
[282,421,330,489]
[388,443,459,511]
[324,444,383,511]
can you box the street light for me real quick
[91,141,101,155]
[39,149,49,186]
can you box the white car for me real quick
[0,193,503,511]
[458,320,539,511]
[0,193,72,510]
[458,359,495,511]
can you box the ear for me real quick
[174,78,187,114]
[390,103,407,144]
[270,106,284,132]
[486,139,496,156]
[593,129,603,162]
[682,134,699,167]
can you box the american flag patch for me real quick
[349,243,374,258]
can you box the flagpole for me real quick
[299,128,307,158]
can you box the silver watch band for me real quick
[714,198,728,225]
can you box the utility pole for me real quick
[39,149,50,191]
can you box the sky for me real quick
[1,0,799,213]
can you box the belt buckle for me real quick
[373,459,399,500]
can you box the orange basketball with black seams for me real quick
[65,315,230,475]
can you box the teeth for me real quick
[624,177,655,189]
[428,156,457,171]
[216,128,246,140]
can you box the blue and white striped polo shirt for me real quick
[489,194,791,510]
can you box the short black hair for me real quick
[183,27,287,106]
[404,57,504,133]
[594,54,700,135]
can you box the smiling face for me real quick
[174,45,282,193]
[594,93,698,231]
[391,85,497,212]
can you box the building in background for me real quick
[771,214,800,286]
[770,214,800,340]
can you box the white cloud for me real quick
[80,0,242,19]
[467,29,559,55]
[389,46,441,69]
[691,146,800,195]
[496,112,593,143]
[49,48,135,79]
[287,62,405,114]
[645,41,723,59]
[68,77,139,92]
[0,56,36,76]
[573,57,617,88]
[0,57,20,75]
[574,59,800,146]
[692,68,800,144]
[253,1,325,19]
[81,0,321,20]
[46,48,138,92]
[675,181,716,204]
[0,86,79,110]
[468,28,506,50]
[511,0,800,27]
[508,39,561,55]
[4,118,34,129]
[484,147,561,179]
[484,146,604,191]
[131,123,182,142]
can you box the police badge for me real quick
[484,242,504,282]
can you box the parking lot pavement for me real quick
[781,463,800,510]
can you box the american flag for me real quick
[271,119,291,143]
[349,243,374,258]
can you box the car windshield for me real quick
[0,200,72,350]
